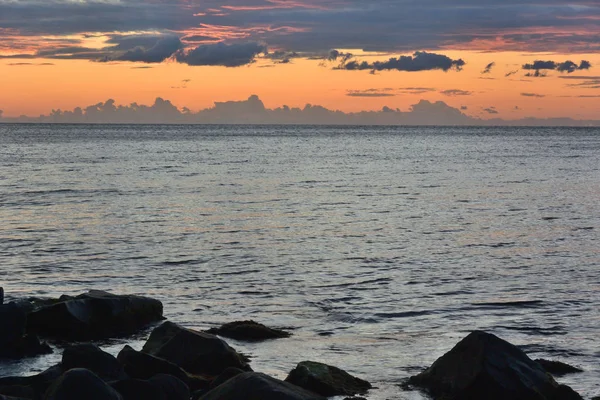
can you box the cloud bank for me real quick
[2,95,598,126]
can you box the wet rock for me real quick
[148,374,190,400]
[206,320,291,342]
[62,344,127,381]
[408,330,583,400]
[198,372,326,400]
[111,379,166,400]
[44,368,123,400]
[0,395,31,400]
[0,303,51,359]
[27,290,163,341]
[117,345,209,391]
[0,287,4,305]
[535,359,583,375]
[285,361,371,397]
[0,384,36,399]
[0,365,64,399]
[208,367,245,390]
[142,321,250,377]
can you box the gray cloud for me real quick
[116,36,183,63]
[440,89,472,96]
[522,59,592,74]
[521,92,545,97]
[346,89,395,97]
[339,51,465,73]
[482,62,495,74]
[174,42,266,67]
[483,107,499,114]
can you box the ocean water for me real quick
[0,124,599,399]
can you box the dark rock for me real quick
[0,365,63,399]
[206,320,291,342]
[0,385,36,399]
[62,344,127,381]
[27,290,163,341]
[117,345,209,391]
[285,361,371,397]
[343,397,367,400]
[535,359,583,375]
[142,321,250,377]
[110,379,166,400]
[0,395,31,400]
[408,330,583,400]
[198,372,326,400]
[148,374,190,400]
[0,303,51,359]
[209,367,245,389]
[0,287,4,305]
[44,368,122,400]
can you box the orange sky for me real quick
[1,50,599,119]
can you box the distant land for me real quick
[1,95,599,126]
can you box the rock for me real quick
[0,303,51,359]
[117,345,209,391]
[27,290,163,341]
[142,321,250,377]
[0,395,31,400]
[62,344,127,381]
[0,287,4,305]
[44,368,123,400]
[0,365,63,398]
[0,384,36,399]
[206,320,291,342]
[148,374,190,400]
[535,359,583,375]
[209,367,245,389]
[408,330,583,400]
[285,361,371,397]
[198,372,326,400]
[110,379,166,400]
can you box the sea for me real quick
[0,124,598,399]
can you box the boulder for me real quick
[142,322,250,377]
[27,290,163,341]
[0,303,51,359]
[110,379,166,400]
[0,395,31,400]
[535,359,583,375]
[198,372,326,400]
[206,321,291,342]
[0,365,63,398]
[208,367,245,390]
[408,330,583,400]
[285,361,371,397]
[148,374,190,400]
[0,385,36,399]
[44,369,123,400]
[0,287,4,305]
[117,345,209,391]
[62,344,127,381]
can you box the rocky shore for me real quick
[0,289,589,400]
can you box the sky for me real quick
[1,0,599,123]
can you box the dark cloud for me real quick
[525,70,547,78]
[1,1,600,56]
[7,62,54,66]
[115,36,183,63]
[505,70,519,77]
[521,92,545,98]
[346,89,395,97]
[174,42,266,67]
[461,106,468,110]
[440,89,472,96]
[482,62,495,74]
[338,51,465,73]
[522,59,592,74]
[483,107,499,114]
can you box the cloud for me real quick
[483,107,499,114]
[338,51,465,73]
[440,89,472,96]
[505,70,518,77]
[461,106,468,110]
[115,36,183,63]
[521,92,545,97]
[174,42,266,67]
[346,89,395,97]
[525,70,547,78]
[7,62,54,66]
[482,62,495,74]
[522,59,592,74]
